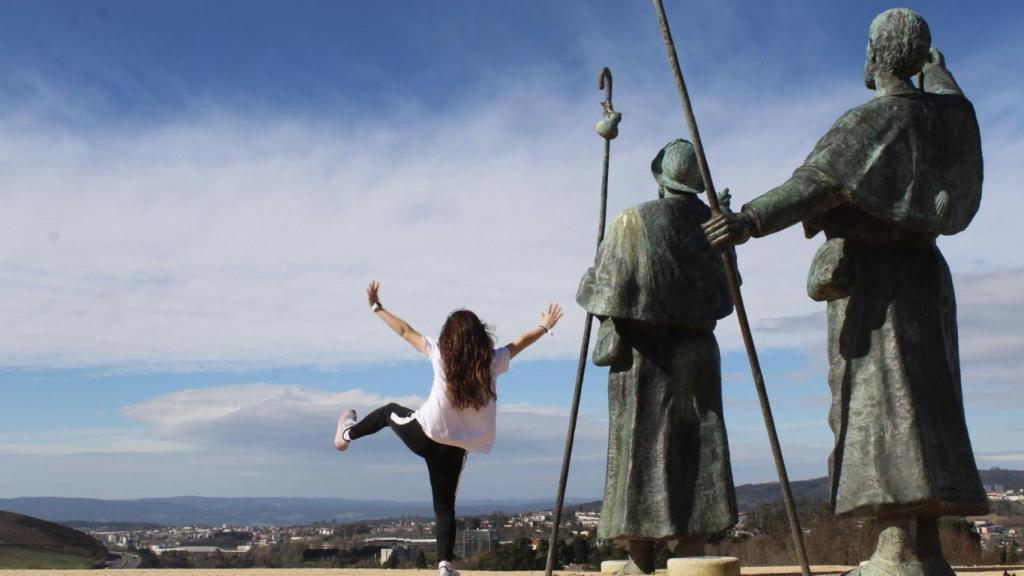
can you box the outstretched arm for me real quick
[703,169,842,248]
[506,303,563,360]
[367,281,426,355]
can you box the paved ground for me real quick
[1,566,1020,576]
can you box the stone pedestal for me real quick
[602,560,630,574]
[667,556,740,576]
[848,522,955,576]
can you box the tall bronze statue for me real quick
[704,9,986,576]
[578,139,737,575]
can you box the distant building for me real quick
[380,547,410,565]
[150,546,248,555]
[461,529,499,558]
[574,511,600,527]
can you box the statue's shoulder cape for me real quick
[576,195,733,324]
[802,92,982,234]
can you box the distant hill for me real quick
[564,477,831,516]
[578,468,1023,514]
[63,520,164,531]
[980,467,1024,491]
[0,510,107,569]
[735,476,830,511]
[0,496,581,527]
[532,468,1023,514]
[1,468,1017,526]
[735,468,1022,512]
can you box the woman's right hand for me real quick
[367,280,382,309]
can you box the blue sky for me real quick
[0,1,1022,502]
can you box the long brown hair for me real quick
[439,309,496,410]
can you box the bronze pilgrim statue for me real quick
[704,8,987,576]
[578,139,738,575]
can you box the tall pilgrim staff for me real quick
[651,2,811,574]
[544,67,620,576]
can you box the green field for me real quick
[0,546,99,570]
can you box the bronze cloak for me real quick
[578,194,738,539]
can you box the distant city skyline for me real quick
[1,1,1022,500]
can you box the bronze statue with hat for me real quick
[577,139,738,574]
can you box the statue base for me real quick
[846,519,955,576]
[602,560,630,574]
[667,556,740,576]
[602,559,650,575]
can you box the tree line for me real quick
[133,500,1022,570]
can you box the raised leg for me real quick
[346,402,411,440]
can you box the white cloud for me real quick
[0,429,189,456]
[956,269,1024,366]
[0,382,610,498]
[1,21,1020,499]
[0,60,1019,374]
[92,383,607,499]
[121,384,421,431]
[0,103,596,369]
[120,383,607,454]
[743,267,1024,398]
[977,453,1024,464]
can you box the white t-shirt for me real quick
[415,337,511,454]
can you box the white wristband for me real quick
[539,324,552,335]
[371,303,382,313]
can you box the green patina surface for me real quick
[740,65,986,520]
[578,188,737,541]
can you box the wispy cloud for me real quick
[0,430,189,456]
[1,2,1021,499]
[976,452,1024,464]
[0,81,893,370]
[1,33,1019,373]
[90,383,609,499]
[0,382,610,498]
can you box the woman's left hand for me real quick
[540,303,563,331]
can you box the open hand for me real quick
[717,188,733,211]
[702,210,752,249]
[540,303,563,331]
[923,47,945,71]
[367,281,381,308]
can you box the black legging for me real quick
[348,403,467,561]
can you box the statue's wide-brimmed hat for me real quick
[652,139,705,195]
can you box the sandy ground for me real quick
[1,567,1022,576]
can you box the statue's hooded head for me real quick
[652,139,705,198]
[864,8,931,89]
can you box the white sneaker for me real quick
[334,409,357,451]
[439,560,460,576]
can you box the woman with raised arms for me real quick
[334,281,563,576]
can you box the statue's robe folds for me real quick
[577,194,737,540]
[743,73,987,518]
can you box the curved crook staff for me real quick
[651,1,811,575]
[599,66,613,106]
[544,67,620,576]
